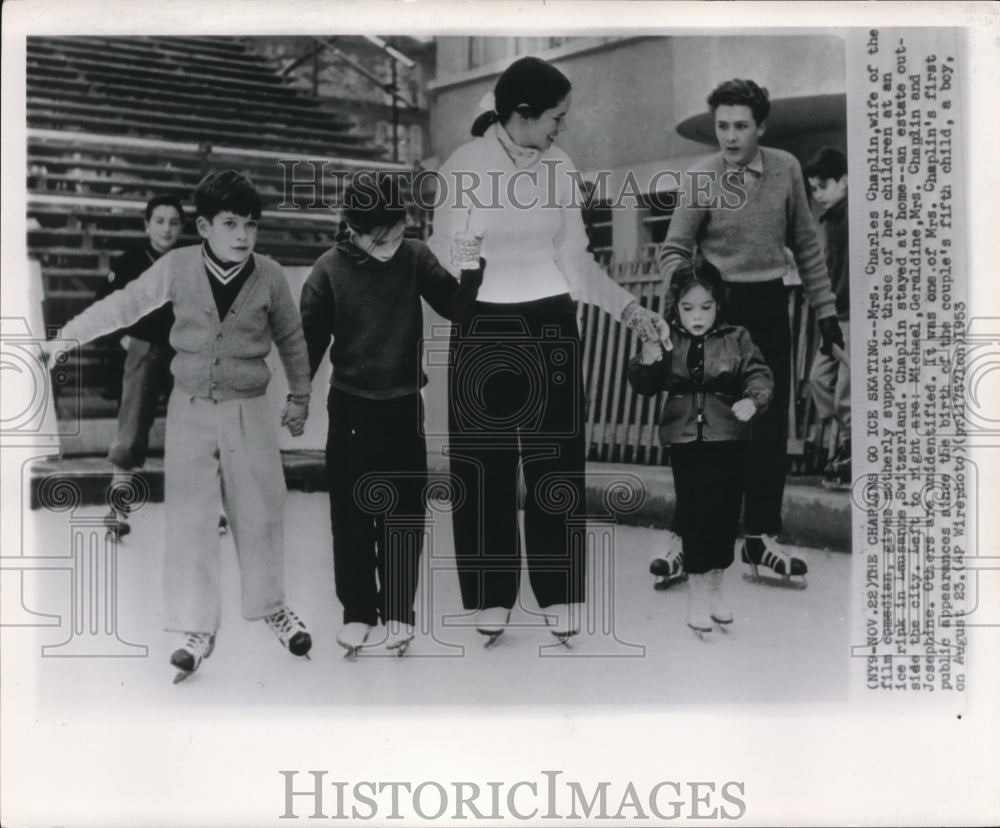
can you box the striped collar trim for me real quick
[202,243,254,284]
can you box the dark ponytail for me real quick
[471,110,499,138]
[470,56,572,136]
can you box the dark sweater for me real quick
[95,243,178,345]
[820,197,849,319]
[300,237,482,400]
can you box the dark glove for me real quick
[459,257,486,286]
[818,317,845,357]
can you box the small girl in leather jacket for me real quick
[628,260,773,637]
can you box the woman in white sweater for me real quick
[429,56,669,647]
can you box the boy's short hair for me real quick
[194,170,262,221]
[667,259,729,326]
[341,171,407,232]
[707,79,770,124]
[144,194,185,223]
[804,147,848,181]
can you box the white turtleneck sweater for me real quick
[428,123,634,317]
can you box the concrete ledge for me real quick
[29,451,851,552]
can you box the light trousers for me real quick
[162,391,286,633]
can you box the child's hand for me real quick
[731,398,756,422]
[281,396,309,437]
[640,339,664,365]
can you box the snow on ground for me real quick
[16,492,849,713]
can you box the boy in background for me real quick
[657,79,844,587]
[804,147,851,486]
[45,170,313,681]
[94,195,183,538]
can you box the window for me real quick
[638,190,678,258]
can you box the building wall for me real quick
[427,34,846,263]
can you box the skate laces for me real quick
[759,535,791,571]
[265,606,306,642]
[182,631,214,659]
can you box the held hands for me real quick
[459,256,486,285]
[731,398,757,422]
[281,395,309,437]
[35,338,77,369]
[818,317,845,357]
[640,338,664,365]
[622,301,673,351]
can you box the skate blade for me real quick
[550,633,575,649]
[387,642,412,657]
[687,623,713,641]
[480,631,504,649]
[653,574,687,591]
[173,669,194,684]
[341,646,362,661]
[711,617,734,632]
[742,572,808,590]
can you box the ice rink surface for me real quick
[17,492,850,712]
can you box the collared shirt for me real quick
[724,150,764,199]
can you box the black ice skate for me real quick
[476,607,510,649]
[337,622,372,660]
[650,541,686,591]
[103,506,131,542]
[741,535,808,589]
[218,514,229,536]
[264,606,312,659]
[170,631,216,683]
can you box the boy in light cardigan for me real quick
[44,170,313,681]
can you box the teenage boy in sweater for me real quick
[657,79,844,585]
[804,147,851,486]
[43,170,313,680]
[300,173,484,656]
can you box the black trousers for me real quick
[670,440,748,574]
[448,295,587,611]
[724,280,791,535]
[326,389,426,626]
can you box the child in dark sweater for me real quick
[628,261,773,637]
[300,173,484,656]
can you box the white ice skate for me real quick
[708,568,733,630]
[649,535,686,590]
[741,535,808,589]
[264,606,312,659]
[337,622,372,660]
[475,607,510,648]
[384,622,415,657]
[543,602,581,648]
[686,573,714,641]
[170,631,216,683]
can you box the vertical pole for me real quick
[391,59,400,163]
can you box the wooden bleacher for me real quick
[25,35,414,423]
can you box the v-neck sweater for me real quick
[61,245,311,400]
[659,146,837,320]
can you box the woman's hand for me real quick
[731,398,757,422]
[621,301,672,351]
